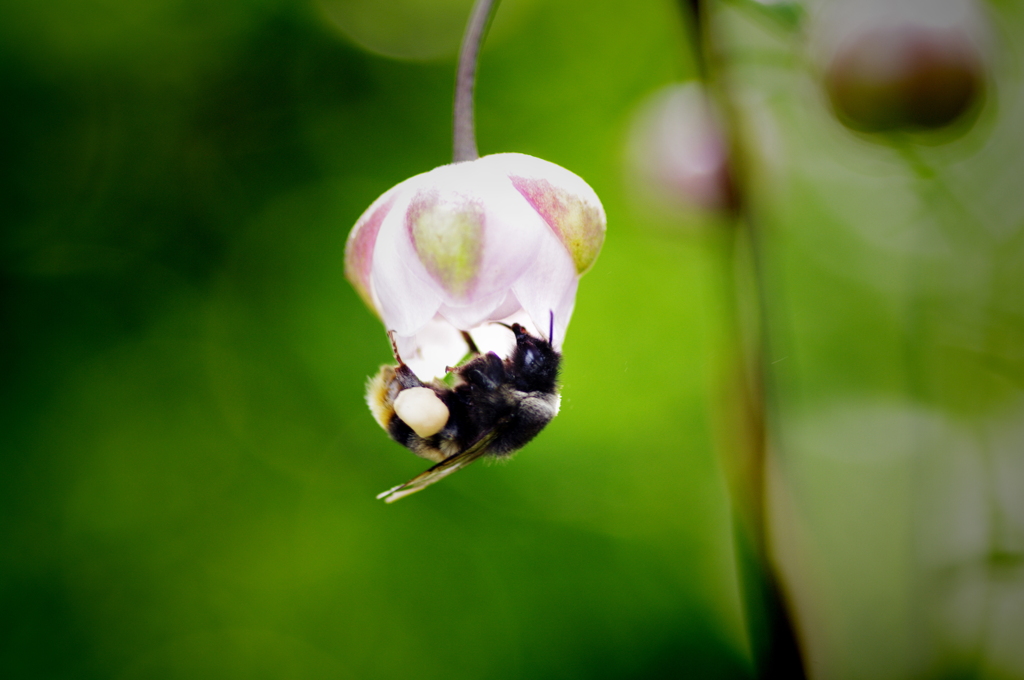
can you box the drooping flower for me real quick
[813,0,988,133]
[625,82,735,217]
[345,152,605,379]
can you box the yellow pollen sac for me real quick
[393,387,449,438]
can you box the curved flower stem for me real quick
[453,0,502,163]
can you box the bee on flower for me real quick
[346,153,605,501]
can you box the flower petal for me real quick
[406,182,485,301]
[394,315,471,380]
[344,185,401,314]
[487,153,607,275]
[437,288,511,331]
[406,161,546,304]
[370,183,446,337]
[347,153,604,378]
[510,223,580,350]
[627,83,734,213]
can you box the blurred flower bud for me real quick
[345,153,605,379]
[626,83,735,217]
[814,0,988,133]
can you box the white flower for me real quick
[626,83,734,216]
[345,152,605,379]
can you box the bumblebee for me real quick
[367,322,561,502]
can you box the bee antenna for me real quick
[548,311,555,345]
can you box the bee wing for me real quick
[376,431,496,503]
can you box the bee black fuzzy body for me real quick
[367,324,561,499]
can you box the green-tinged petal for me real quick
[481,153,606,275]
[406,189,485,299]
[510,174,605,274]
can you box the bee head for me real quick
[507,323,560,392]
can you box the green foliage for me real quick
[1,1,747,678]
[5,0,1022,677]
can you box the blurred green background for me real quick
[3,0,1023,678]
[1,0,749,678]
[715,1,1024,678]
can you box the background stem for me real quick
[682,0,807,676]
[453,0,502,162]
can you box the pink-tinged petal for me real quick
[466,179,548,301]
[510,224,580,351]
[344,187,401,314]
[486,153,606,275]
[346,153,603,378]
[437,288,512,332]
[370,189,446,337]
[626,83,735,214]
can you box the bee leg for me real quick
[384,330,424,390]
[444,331,480,374]
[387,330,406,364]
[461,330,480,355]
[459,352,506,391]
